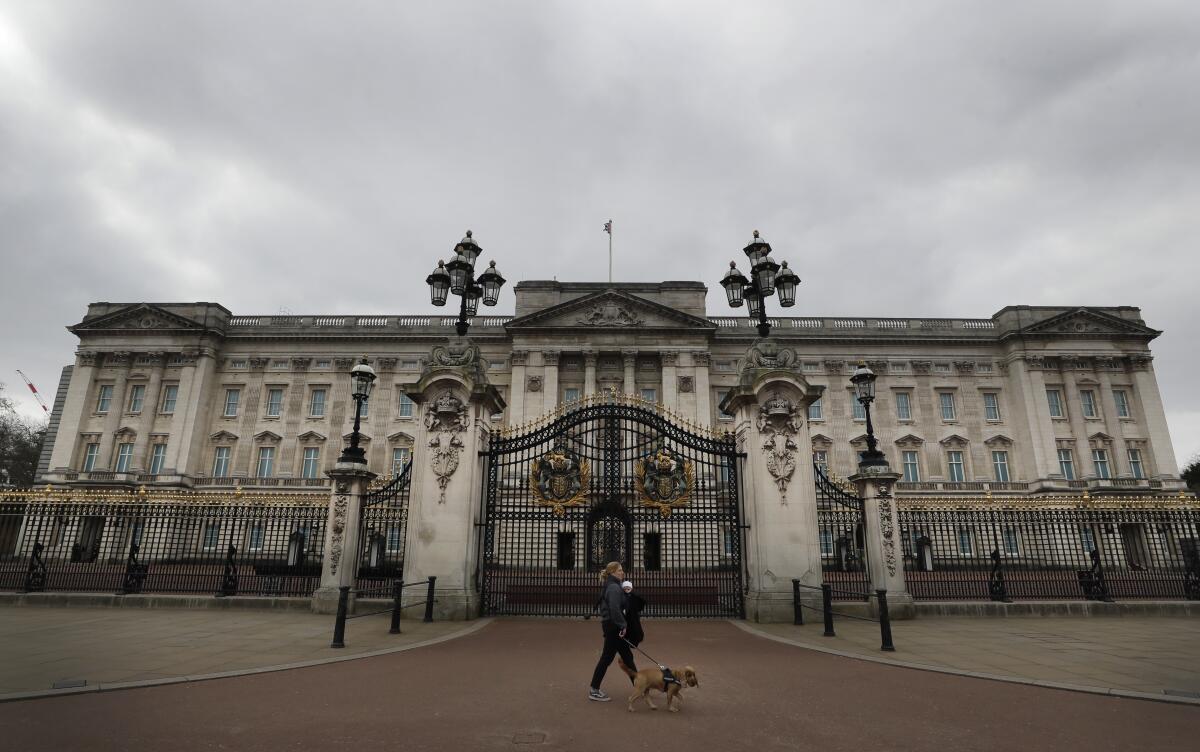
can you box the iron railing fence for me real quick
[0,490,329,597]
[898,505,1200,601]
[815,466,870,600]
[356,461,412,591]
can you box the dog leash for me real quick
[623,638,668,670]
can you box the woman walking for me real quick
[588,561,638,702]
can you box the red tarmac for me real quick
[1,618,1196,751]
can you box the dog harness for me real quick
[660,667,680,688]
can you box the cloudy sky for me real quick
[1,1,1198,466]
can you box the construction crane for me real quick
[15,370,49,415]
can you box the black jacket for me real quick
[597,576,626,630]
[623,591,646,645]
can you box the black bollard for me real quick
[792,579,803,626]
[877,589,895,651]
[423,576,437,623]
[389,579,403,635]
[822,583,835,637]
[330,586,350,649]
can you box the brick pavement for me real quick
[0,617,1196,752]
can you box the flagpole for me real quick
[608,222,613,283]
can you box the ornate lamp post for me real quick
[426,230,506,336]
[339,356,377,464]
[719,230,801,338]
[850,362,888,468]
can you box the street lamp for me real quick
[850,362,888,468]
[426,230,506,336]
[339,356,377,464]
[719,230,801,338]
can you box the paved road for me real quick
[1,619,1195,752]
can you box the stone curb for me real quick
[730,620,1200,707]
[0,618,494,704]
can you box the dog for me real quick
[618,661,699,712]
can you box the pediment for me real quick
[210,430,239,442]
[114,426,137,438]
[810,433,833,445]
[342,432,372,443]
[69,304,208,334]
[505,290,716,332]
[254,430,283,443]
[939,433,970,447]
[1017,308,1159,339]
[387,431,415,443]
[984,434,1014,447]
[297,431,327,443]
[1088,432,1113,443]
[894,434,925,446]
[848,434,870,445]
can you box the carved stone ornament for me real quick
[1128,355,1152,371]
[291,357,312,371]
[106,351,132,367]
[334,357,356,370]
[78,351,100,367]
[248,357,269,371]
[425,390,470,503]
[877,483,897,577]
[910,360,933,375]
[740,340,796,373]
[635,447,694,518]
[953,361,976,374]
[375,357,398,372]
[527,375,543,392]
[757,393,802,503]
[431,340,484,369]
[577,302,643,327]
[529,443,591,516]
[678,375,695,393]
[1024,355,1046,371]
[328,482,350,576]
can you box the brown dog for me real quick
[618,661,699,712]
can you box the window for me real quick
[1058,448,1075,481]
[202,522,221,550]
[1046,389,1064,418]
[992,451,1010,482]
[1128,448,1145,479]
[161,385,178,414]
[392,447,411,476]
[357,396,369,418]
[563,387,581,403]
[894,392,911,421]
[82,443,100,472]
[939,392,956,421]
[301,447,320,478]
[212,446,231,477]
[265,388,284,417]
[1113,389,1130,418]
[643,532,662,571]
[309,389,326,417]
[850,394,865,420]
[398,393,414,418]
[1092,448,1110,479]
[819,529,834,556]
[97,385,114,413]
[716,390,734,420]
[640,388,657,403]
[947,451,965,482]
[1080,389,1098,418]
[115,443,134,472]
[902,451,920,482]
[807,396,823,421]
[957,528,974,555]
[128,384,145,413]
[150,443,167,474]
[983,393,1001,421]
[813,450,829,475]
[223,389,240,417]
[256,446,275,477]
[248,523,265,552]
[1002,528,1020,556]
[1080,527,1096,553]
[387,525,404,552]
[722,527,736,557]
[557,532,576,570]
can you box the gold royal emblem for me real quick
[635,447,694,518]
[530,443,590,516]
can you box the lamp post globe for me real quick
[850,362,888,468]
[425,230,506,337]
[718,229,800,339]
[340,356,377,464]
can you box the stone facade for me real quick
[40,283,1184,497]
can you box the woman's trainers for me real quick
[587,688,611,702]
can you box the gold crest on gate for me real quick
[530,443,590,516]
[635,447,694,518]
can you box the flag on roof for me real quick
[603,220,612,235]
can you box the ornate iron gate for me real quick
[815,465,870,599]
[356,461,411,590]
[480,399,744,618]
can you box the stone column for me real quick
[724,356,824,622]
[622,349,637,395]
[661,351,678,411]
[849,466,911,615]
[96,352,132,469]
[312,462,377,613]
[165,350,218,479]
[48,351,99,472]
[402,366,504,619]
[1095,367,1129,475]
[134,353,166,471]
[583,350,598,397]
[1130,356,1180,478]
[508,350,528,426]
[542,350,560,415]
[693,351,712,429]
[1015,358,1058,481]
